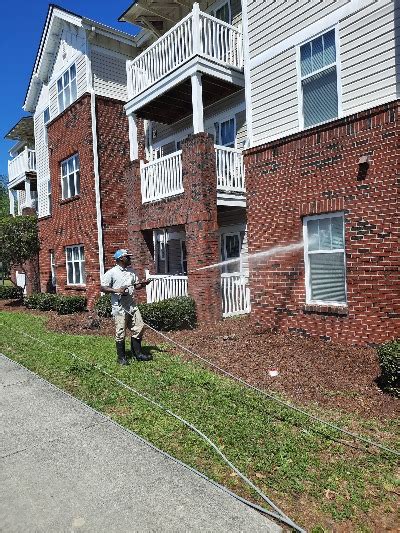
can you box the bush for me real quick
[377,340,400,397]
[24,293,86,315]
[0,284,23,300]
[94,294,112,318]
[93,294,197,331]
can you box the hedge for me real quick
[94,294,197,331]
[24,293,86,315]
[377,340,400,397]
[0,284,23,300]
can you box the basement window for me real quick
[61,154,80,200]
[303,213,346,305]
[57,63,77,113]
[65,245,86,285]
[299,29,339,128]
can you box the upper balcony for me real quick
[125,3,244,124]
[8,148,37,188]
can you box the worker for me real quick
[100,249,152,365]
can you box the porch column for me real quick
[128,113,139,160]
[24,178,32,208]
[191,73,204,134]
[9,190,15,216]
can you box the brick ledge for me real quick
[303,304,348,316]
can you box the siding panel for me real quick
[91,46,129,101]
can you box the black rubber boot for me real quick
[116,341,129,365]
[131,337,152,362]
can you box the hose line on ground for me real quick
[1,325,305,533]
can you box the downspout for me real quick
[86,28,105,277]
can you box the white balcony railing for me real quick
[8,148,36,182]
[145,272,188,303]
[141,150,183,203]
[215,146,245,192]
[221,273,251,317]
[127,3,243,99]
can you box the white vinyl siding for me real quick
[91,46,129,101]
[66,245,86,285]
[61,154,80,200]
[303,213,346,306]
[34,105,51,218]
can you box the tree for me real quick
[0,176,9,218]
[0,215,40,289]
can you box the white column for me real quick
[129,113,139,160]
[25,178,32,208]
[191,72,204,134]
[9,190,15,216]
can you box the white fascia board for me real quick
[124,55,245,115]
[81,18,138,46]
[217,193,246,207]
[250,0,380,70]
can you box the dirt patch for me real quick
[1,299,398,420]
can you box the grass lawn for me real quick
[0,310,398,532]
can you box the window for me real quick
[61,154,80,199]
[50,250,56,287]
[303,213,346,305]
[215,117,235,148]
[43,107,50,144]
[221,232,241,273]
[47,180,52,214]
[299,29,339,128]
[180,240,187,274]
[57,63,77,113]
[214,2,231,23]
[65,245,86,285]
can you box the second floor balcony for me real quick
[8,147,36,187]
[125,3,244,124]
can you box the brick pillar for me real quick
[182,133,221,323]
[125,160,154,303]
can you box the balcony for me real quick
[8,148,36,188]
[145,272,189,303]
[125,3,244,124]
[140,145,245,204]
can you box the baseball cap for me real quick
[114,249,131,260]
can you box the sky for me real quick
[0,0,139,177]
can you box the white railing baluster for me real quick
[126,9,243,99]
[215,145,245,193]
[8,148,36,183]
[221,273,250,317]
[141,150,183,203]
[145,273,189,303]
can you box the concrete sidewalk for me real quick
[0,354,281,532]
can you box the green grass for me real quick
[0,311,398,531]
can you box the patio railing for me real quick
[215,145,245,192]
[141,150,183,203]
[8,148,36,182]
[221,273,250,317]
[145,272,188,303]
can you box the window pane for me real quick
[74,262,80,284]
[68,158,74,174]
[62,176,68,199]
[67,263,73,284]
[75,171,80,195]
[57,79,63,92]
[81,262,86,284]
[311,35,323,71]
[300,42,312,76]
[216,3,230,23]
[302,67,338,127]
[70,63,76,79]
[221,119,235,146]
[331,216,344,249]
[69,174,75,197]
[61,162,68,176]
[67,248,72,261]
[63,70,69,86]
[310,252,346,303]
[307,220,319,250]
[71,78,77,102]
[43,107,50,124]
[225,235,240,258]
[58,93,64,112]
[323,30,336,65]
[318,218,331,250]
[64,85,71,108]
[73,247,79,260]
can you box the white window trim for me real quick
[180,239,187,274]
[303,212,347,306]
[47,180,52,214]
[221,231,242,273]
[61,153,80,200]
[57,63,77,114]
[50,250,56,287]
[296,26,342,131]
[215,116,237,148]
[65,245,86,286]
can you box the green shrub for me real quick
[377,340,400,397]
[93,294,197,331]
[139,297,197,331]
[0,284,23,300]
[94,294,112,318]
[24,293,86,315]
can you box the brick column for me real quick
[125,160,154,303]
[182,133,221,323]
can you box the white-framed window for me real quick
[221,232,242,273]
[180,240,187,274]
[57,63,77,113]
[298,29,339,129]
[61,154,80,200]
[303,212,346,305]
[215,117,236,148]
[47,180,52,214]
[50,250,56,287]
[65,245,86,285]
[43,107,50,144]
[212,0,231,23]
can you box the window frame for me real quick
[50,250,56,287]
[221,231,242,273]
[43,107,51,145]
[210,0,232,23]
[65,245,86,286]
[215,116,236,148]
[296,27,342,130]
[47,180,52,214]
[60,153,80,200]
[57,63,77,113]
[303,212,347,306]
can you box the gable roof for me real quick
[23,4,140,113]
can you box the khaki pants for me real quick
[114,307,145,342]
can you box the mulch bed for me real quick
[1,299,398,421]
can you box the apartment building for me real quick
[6,0,399,344]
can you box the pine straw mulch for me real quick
[1,299,398,422]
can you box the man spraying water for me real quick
[100,249,152,365]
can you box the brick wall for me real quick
[38,93,130,308]
[125,133,222,321]
[244,101,400,346]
